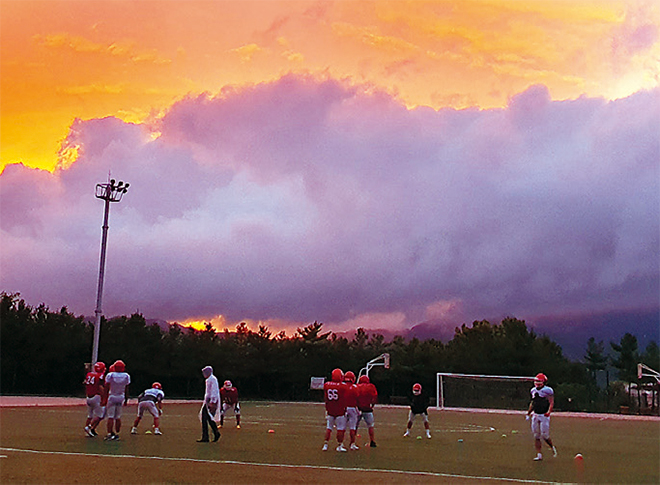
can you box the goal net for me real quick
[436,372,535,410]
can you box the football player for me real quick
[323,368,348,452]
[104,360,130,440]
[404,383,431,438]
[526,373,557,461]
[198,365,221,442]
[343,371,360,450]
[83,361,106,437]
[220,380,241,429]
[356,374,378,447]
[131,382,165,435]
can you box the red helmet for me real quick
[412,383,422,394]
[224,380,232,388]
[331,368,343,382]
[93,362,106,373]
[344,371,356,383]
[112,360,125,372]
[152,382,162,390]
[534,373,547,383]
[358,375,370,384]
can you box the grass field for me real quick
[1,400,659,484]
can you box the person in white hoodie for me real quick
[104,360,130,441]
[198,365,220,442]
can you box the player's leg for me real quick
[235,403,241,428]
[422,412,431,438]
[323,415,334,450]
[132,402,144,433]
[540,416,556,456]
[404,410,414,436]
[335,415,347,451]
[531,414,543,460]
[219,403,227,427]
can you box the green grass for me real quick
[1,402,659,483]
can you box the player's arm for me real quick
[545,395,554,417]
[527,401,533,416]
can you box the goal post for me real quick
[436,372,536,409]
[358,353,390,379]
[638,363,660,383]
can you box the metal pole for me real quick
[92,194,111,364]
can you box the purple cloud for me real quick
[1,75,658,336]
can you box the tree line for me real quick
[1,292,658,413]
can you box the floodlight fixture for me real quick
[91,178,129,364]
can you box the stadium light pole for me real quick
[91,179,129,364]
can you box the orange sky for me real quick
[2,0,658,173]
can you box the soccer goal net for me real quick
[436,372,535,410]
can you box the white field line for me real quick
[0,447,557,484]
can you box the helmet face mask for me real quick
[412,383,422,395]
[224,380,232,388]
[534,373,547,387]
[93,362,106,373]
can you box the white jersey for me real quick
[106,371,131,397]
[139,388,164,403]
[205,375,220,404]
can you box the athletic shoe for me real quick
[130,427,138,434]
[426,432,432,439]
[90,428,98,436]
[154,429,162,435]
[370,441,377,448]
[322,443,329,451]
[236,425,241,429]
[84,426,93,437]
[197,438,210,442]
[552,446,557,457]
[533,454,543,461]
[212,431,220,442]
[336,444,348,452]
[104,433,118,441]
[403,431,410,437]
[350,443,359,450]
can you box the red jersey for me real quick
[345,383,358,407]
[83,371,105,398]
[324,381,347,417]
[220,387,239,405]
[356,382,378,412]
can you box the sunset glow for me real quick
[2,1,658,172]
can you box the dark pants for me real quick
[201,403,220,441]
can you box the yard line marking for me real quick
[0,447,557,484]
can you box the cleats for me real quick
[84,426,93,437]
[403,431,410,437]
[370,441,377,448]
[426,432,432,439]
[154,428,162,435]
[236,425,241,429]
[130,427,138,434]
[552,446,557,457]
[336,444,347,452]
[104,433,118,441]
[322,443,329,451]
[90,428,98,436]
[212,431,220,442]
[350,443,359,450]
[534,454,543,461]
[197,438,209,442]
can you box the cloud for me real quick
[1,74,658,335]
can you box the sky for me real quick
[1,0,659,343]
